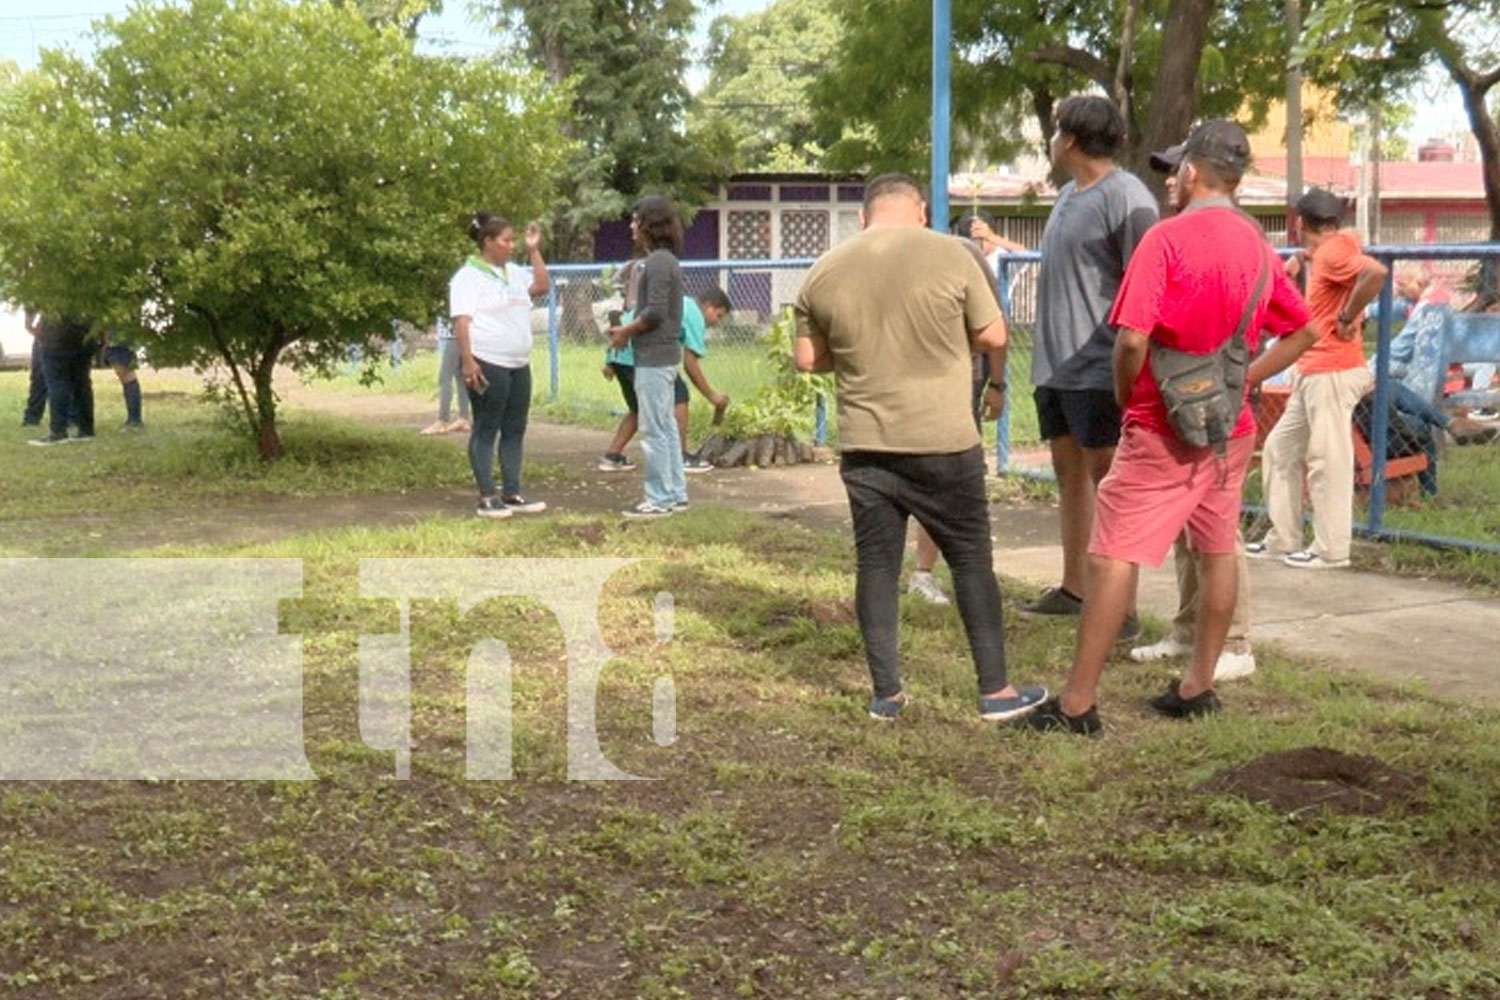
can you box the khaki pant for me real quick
[1167,532,1252,655]
[1261,367,1373,562]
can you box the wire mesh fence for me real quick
[387,245,1500,555]
[997,243,1500,556]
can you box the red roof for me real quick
[950,156,1487,207]
[1255,156,1484,199]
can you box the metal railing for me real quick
[995,243,1500,557]
[530,246,1500,555]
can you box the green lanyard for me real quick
[466,255,510,285]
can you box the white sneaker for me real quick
[1128,635,1192,663]
[1283,550,1349,570]
[907,571,950,605]
[1213,650,1257,681]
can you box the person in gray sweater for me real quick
[608,195,687,517]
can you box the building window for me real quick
[727,210,772,259]
[780,209,829,257]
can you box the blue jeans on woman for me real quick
[635,364,686,507]
[466,360,531,498]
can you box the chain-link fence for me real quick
[998,243,1500,557]
[529,259,818,437]
[406,245,1500,555]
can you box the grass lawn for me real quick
[2,382,1499,997]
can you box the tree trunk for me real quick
[560,277,600,341]
[1442,51,1500,304]
[251,361,283,461]
[1115,0,1141,150]
[1135,0,1216,201]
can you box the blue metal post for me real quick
[930,0,951,230]
[995,256,1012,473]
[546,284,560,402]
[1367,262,1395,532]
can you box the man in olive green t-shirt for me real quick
[793,173,1046,724]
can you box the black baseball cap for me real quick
[1148,119,1252,174]
[1295,187,1347,225]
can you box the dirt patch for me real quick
[1201,746,1425,818]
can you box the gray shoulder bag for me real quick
[1148,260,1270,456]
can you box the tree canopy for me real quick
[691,0,841,172]
[808,0,1292,192]
[474,0,734,259]
[1302,0,1500,271]
[0,0,573,458]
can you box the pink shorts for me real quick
[1090,425,1255,568]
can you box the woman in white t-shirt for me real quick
[449,211,551,519]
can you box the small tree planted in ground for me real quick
[697,308,835,466]
[0,0,572,459]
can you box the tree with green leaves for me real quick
[0,0,572,460]
[692,0,841,172]
[1302,0,1500,280]
[474,0,733,261]
[809,0,1291,197]
[331,0,445,37]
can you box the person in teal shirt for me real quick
[598,287,732,473]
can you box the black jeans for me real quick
[40,341,94,438]
[839,446,1007,698]
[23,348,47,425]
[467,360,531,498]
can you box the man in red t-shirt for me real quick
[1253,189,1387,569]
[1023,120,1316,736]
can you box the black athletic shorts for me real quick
[1034,386,1122,449]
[609,363,689,412]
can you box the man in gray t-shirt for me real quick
[1022,95,1158,627]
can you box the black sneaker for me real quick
[1015,696,1102,737]
[1117,615,1142,643]
[475,496,513,519]
[1147,679,1221,720]
[1019,586,1083,617]
[597,453,636,472]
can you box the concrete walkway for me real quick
[286,385,1500,703]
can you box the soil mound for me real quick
[1201,746,1424,817]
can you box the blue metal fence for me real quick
[535,246,1500,555]
[995,243,1500,556]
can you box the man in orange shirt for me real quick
[1252,188,1388,569]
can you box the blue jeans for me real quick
[436,339,470,422]
[40,341,94,438]
[839,446,1008,699]
[1390,382,1447,495]
[635,365,686,507]
[466,360,531,498]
